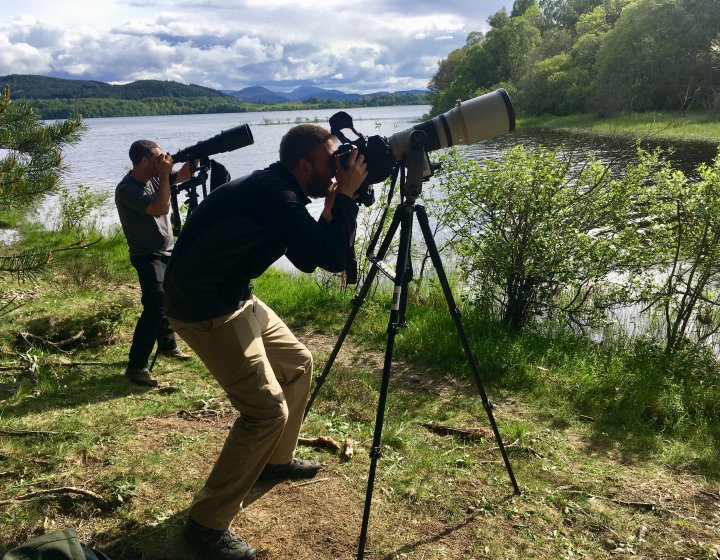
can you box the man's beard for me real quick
[306,169,332,199]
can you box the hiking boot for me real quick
[159,348,192,360]
[183,517,256,560]
[258,457,321,481]
[125,367,157,387]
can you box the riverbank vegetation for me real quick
[519,112,720,144]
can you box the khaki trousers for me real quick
[168,297,313,530]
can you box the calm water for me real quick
[54,106,433,224]
[54,106,717,226]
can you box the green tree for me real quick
[539,0,604,29]
[432,6,542,115]
[592,0,720,114]
[0,86,84,315]
[624,148,720,355]
[435,146,639,332]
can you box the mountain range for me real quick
[223,85,429,103]
[0,74,428,103]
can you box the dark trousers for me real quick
[128,253,176,369]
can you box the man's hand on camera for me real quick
[321,181,338,222]
[176,160,193,184]
[335,147,368,200]
[156,152,174,177]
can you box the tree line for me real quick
[428,0,720,117]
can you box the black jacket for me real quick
[164,162,358,321]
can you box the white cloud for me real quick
[1,1,511,92]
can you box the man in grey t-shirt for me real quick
[115,139,193,387]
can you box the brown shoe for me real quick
[125,367,158,387]
[159,348,192,360]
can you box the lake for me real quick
[53,105,718,228]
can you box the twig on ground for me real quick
[290,477,330,489]
[0,428,79,437]
[418,422,493,442]
[559,488,656,510]
[298,436,341,452]
[0,486,106,507]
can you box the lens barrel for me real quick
[388,88,514,161]
[172,124,254,163]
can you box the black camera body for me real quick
[333,142,384,207]
[329,89,516,207]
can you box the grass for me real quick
[519,111,720,145]
[1,219,719,558]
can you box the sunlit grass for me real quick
[519,111,720,144]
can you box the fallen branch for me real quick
[0,365,26,372]
[560,489,656,511]
[0,486,106,507]
[17,332,70,353]
[291,477,330,489]
[298,436,341,452]
[419,422,493,442]
[0,428,79,437]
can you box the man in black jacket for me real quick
[164,124,367,560]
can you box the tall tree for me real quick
[0,86,84,315]
[592,0,720,114]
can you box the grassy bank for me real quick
[519,111,720,144]
[1,217,719,558]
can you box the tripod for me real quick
[148,167,208,373]
[304,130,520,559]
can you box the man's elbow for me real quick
[146,204,170,216]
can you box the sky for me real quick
[1,0,511,94]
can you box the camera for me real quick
[330,88,515,206]
[171,124,254,163]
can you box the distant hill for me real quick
[224,86,428,103]
[0,74,228,100]
[227,86,290,104]
[0,74,429,119]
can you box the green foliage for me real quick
[53,185,110,234]
[623,148,720,354]
[592,0,720,114]
[0,86,83,209]
[0,86,85,307]
[428,0,720,117]
[435,146,639,332]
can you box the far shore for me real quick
[518,111,720,145]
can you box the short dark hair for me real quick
[279,124,333,169]
[129,140,160,165]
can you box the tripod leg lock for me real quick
[370,446,383,459]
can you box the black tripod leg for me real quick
[304,204,405,419]
[357,202,415,560]
[148,342,160,372]
[415,204,520,495]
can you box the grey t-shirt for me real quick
[115,173,174,257]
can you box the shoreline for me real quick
[518,111,720,145]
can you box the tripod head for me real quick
[170,156,231,235]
